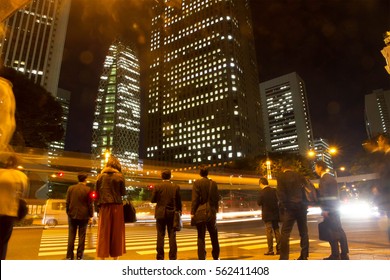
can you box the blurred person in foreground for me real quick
[0,155,28,260]
[315,160,349,260]
[257,177,280,256]
[363,134,390,241]
[191,164,220,260]
[276,161,309,260]
[95,155,126,260]
[151,169,182,260]
[65,172,93,260]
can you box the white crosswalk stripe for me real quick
[38,229,319,257]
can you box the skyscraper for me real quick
[146,0,264,167]
[365,88,390,139]
[260,72,314,156]
[48,88,70,166]
[91,39,141,173]
[0,0,71,96]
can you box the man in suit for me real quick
[65,172,93,260]
[276,161,309,260]
[315,160,349,260]
[258,177,280,255]
[151,169,182,260]
[191,164,220,260]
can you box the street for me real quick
[6,214,390,260]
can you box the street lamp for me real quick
[266,159,272,179]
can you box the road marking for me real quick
[38,229,320,257]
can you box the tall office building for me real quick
[0,0,71,96]
[48,88,70,166]
[260,72,314,156]
[365,89,390,139]
[91,39,141,173]
[312,138,334,172]
[146,0,264,167]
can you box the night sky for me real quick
[60,0,390,166]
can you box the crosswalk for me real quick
[38,228,325,258]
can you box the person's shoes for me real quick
[296,256,308,260]
[264,251,275,255]
[323,255,340,260]
[340,254,349,260]
[276,251,281,255]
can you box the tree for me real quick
[0,67,64,149]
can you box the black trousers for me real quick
[279,205,309,260]
[326,211,349,257]
[66,217,89,260]
[196,218,220,260]
[0,215,15,260]
[156,216,177,260]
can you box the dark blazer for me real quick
[66,183,93,220]
[276,170,306,209]
[151,180,182,219]
[257,186,280,222]
[191,177,219,215]
[318,173,339,212]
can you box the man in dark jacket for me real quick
[65,172,93,260]
[258,177,280,255]
[277,161,309,260]
[151,169,182,260]
[315,160,349,260]
[191,164,220,260]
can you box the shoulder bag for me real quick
[193,180,214,224]
[17,198,28,220]
[173,186,183,231]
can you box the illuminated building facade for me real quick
[48,88,70,166]
[0,0,71,96]
[91,40,141,173]
[313,138,334,172]
[260,72,314,155]
[146,0,264,166]
[365,89,390,139]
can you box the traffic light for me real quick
[89,190,98,201]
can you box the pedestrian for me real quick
[363,134,390,242]
[315,160,349,260]
[95,155,126,260]
[151,169,182,260]
[65,172,93,260]
[276,161,309,260]
[191,164,220,260]
[257,177,280,256]
[0,154,28,260]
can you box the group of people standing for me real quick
[65,158,220,260]
[151,164,220,260]
[257,160,349,260]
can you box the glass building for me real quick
[146,0,264,167]
[0,0,71,96]
[365,88,390,139]
[91,39,141,173]
[260,72,314,156]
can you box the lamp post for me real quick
[266,159,272,179]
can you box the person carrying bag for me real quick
[191,165,220,260]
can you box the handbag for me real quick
[173,189,182,231]
[17,198,28,221]
[123,201,137,223]
[318,220,332,241]
[173,210,182,231]
[193,180,215,224]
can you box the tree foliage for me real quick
[0,67,64,149]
